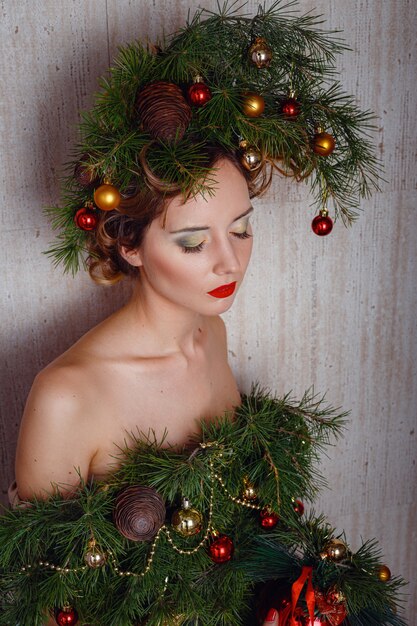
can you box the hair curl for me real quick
[87,145,271,285]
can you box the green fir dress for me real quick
[0,389,406,626]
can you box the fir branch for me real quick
[44,1,382,273]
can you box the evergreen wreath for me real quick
[44,0,382,274]
[0,390,406,625]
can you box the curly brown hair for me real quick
[87,145,271,285]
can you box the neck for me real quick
[122,279,205,357]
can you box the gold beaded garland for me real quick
[18,451,275,581]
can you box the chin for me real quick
[206,295,238,314]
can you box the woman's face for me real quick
[127,159,254,316]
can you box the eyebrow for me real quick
[169,206,254,234]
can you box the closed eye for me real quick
[181,242,205,253]
[180,228,252,253]
[232,231,252,240]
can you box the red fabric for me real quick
[290,566,315,626]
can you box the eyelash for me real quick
[181,230,252,253]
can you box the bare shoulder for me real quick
[22,358,89,420]
[15,358,96,500]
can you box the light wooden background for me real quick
[1,0,416,622]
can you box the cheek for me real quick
[240,238,253,269]
[144,249,206,288]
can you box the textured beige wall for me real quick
[1,0,416,622]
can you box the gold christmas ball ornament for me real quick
[84,540,107,569]
[312,130,336,157]
[320,538,350,562]
[242,476,258,501]
[84,549,107,569]
[242,92,265,118]
[239,141,263,172]
[377,564,392,582]
[249,37,273,69]
[93,182,121,211]
[171,498,203,537]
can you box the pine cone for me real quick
[113,485,166,541]
[74,154,97,187]
[135,81,192,142]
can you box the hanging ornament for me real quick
[136,80,192,142]
[242,92,265,117]
[239,140,263,171]
[242,476,258,501]
[74,155,96,188]
[315,589,347,626]
[377,564,392,581]
[187,76,212,107]
[292,499,305,516]
[281,94,301,118]
[208,533,234,563]
[260,508,279,529]
[113,485,166,542]
[312,129,336,156]
[312,208,334,236]
[55,605,78,626]
[248,37,273,68]
[74,207,97,231]
[320,538,350,562]
[93,181,121,211]
[171,498,203,537]
[84,538,107,568]
[325,586,346,605]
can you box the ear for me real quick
[119,245,143,268]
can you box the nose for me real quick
[212,238,240,276]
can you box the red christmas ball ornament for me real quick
[260,508,280,529]
[188,77,212,107]
[55,606,78,625]
[292,499,305,516]
[312,209,333,236]
[208,533,234,563]
[74,207,97,231]
[281,96,301,118]
[315,589,347,626]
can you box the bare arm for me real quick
[15,367,94,500]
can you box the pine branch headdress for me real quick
[45,1,381,274]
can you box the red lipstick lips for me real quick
[207,281,237,298]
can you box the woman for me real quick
[13,148,279,625]
[15,153,254,498]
